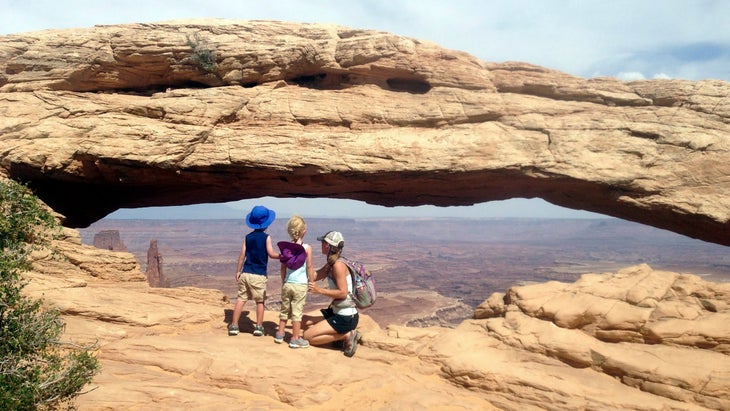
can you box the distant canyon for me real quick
[79,217,730,327]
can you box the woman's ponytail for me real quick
[327,245,342,266]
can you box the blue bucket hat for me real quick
[245,205,276,229]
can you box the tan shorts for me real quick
[279,282,307,322]
[237,272,268,303]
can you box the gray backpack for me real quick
[340,257,377,309]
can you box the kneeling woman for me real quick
[303,231,361,357]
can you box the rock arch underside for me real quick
[1,20,729,246]
[4,20,730,410]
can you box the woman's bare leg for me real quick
[302,318,348,346]
[301,311,324,329]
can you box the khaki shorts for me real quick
[279,282,307,321]
[237,272,268,303]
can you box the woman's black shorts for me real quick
[321,307,359,334]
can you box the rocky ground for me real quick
[22,227,730,410]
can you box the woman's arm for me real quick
[312,263,330,282]
[309,260,348,299]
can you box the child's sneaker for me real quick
[289,337,310,349]
[253,325,264,336]
[274,331,285,344]
[227,324,239,336]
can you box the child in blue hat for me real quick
[228,205,279,337]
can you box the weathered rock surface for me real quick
[92,230,127,251]
[24,225,729,410]
[0,20,728,246]
[145,239,166,287]
[475,265,730,409]
[3,19,730,408]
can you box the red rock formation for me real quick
[92,229,128,251]
[145,239,166,288]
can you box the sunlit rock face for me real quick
[3,20,729,409]
[25,226,730,410]
[1,19,729,246]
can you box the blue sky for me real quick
[2,0,727,219]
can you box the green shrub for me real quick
[0,180,99,410]
[186,32,217,73]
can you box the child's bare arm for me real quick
[265,235,280,259]
[305,245,316,282]
[235,240,246,278]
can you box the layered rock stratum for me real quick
[0,19,729,246]
[2,19,730,409]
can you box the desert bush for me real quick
[186,32,217,73]
[0,180,99,410]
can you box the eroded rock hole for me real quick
[289,73,328,88]
[386,78,432,94]
[288,73,350,90]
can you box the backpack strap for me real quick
[339,257,356,287]
[330,257,356,308]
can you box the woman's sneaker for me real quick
[227,324,239,336]
[289,337,310,349]
[253,325,264,336]
[344,330,361,357]
[274,331,285,344]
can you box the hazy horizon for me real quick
[105,197,610,220]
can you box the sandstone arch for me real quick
[1,20,728,245]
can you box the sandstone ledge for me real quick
[23,230,730,410]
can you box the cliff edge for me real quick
[23,227,729,410]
